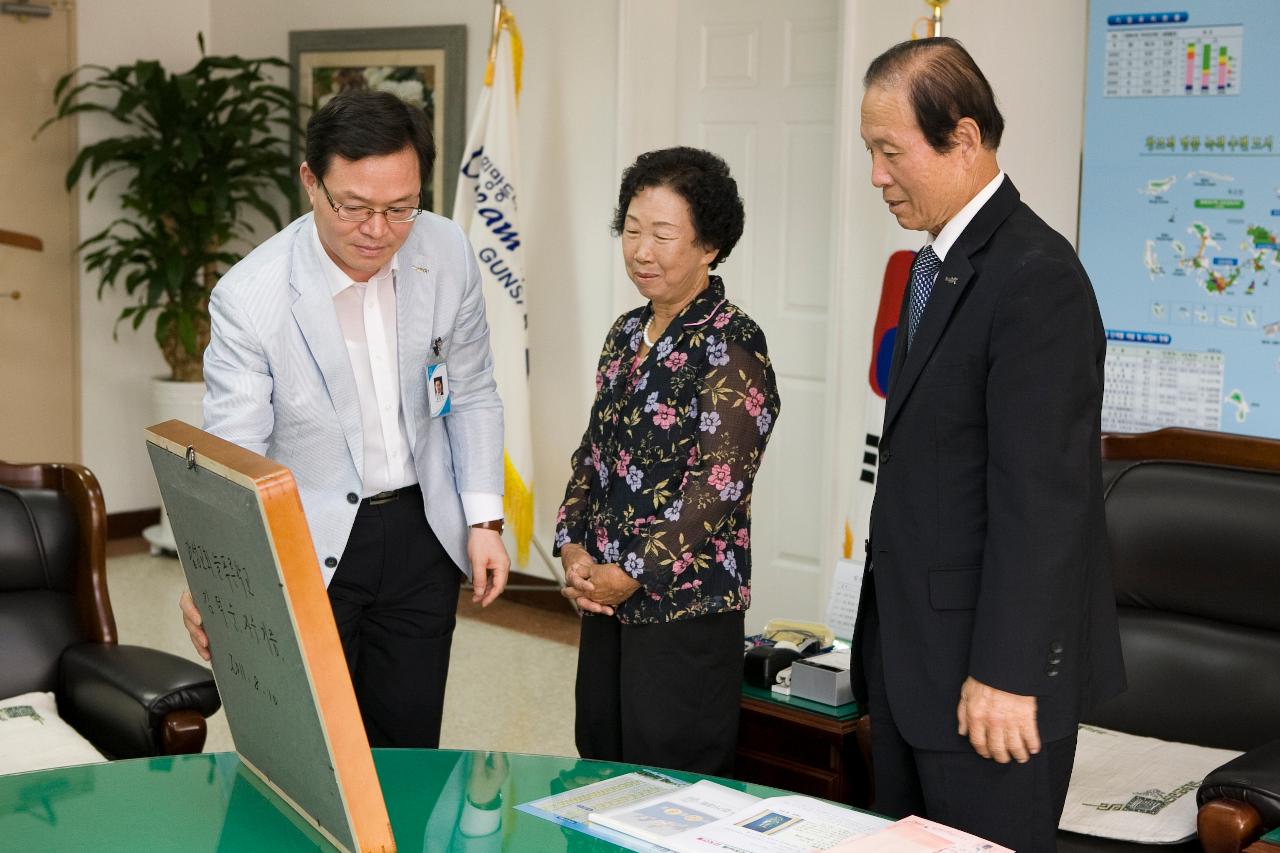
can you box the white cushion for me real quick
[0,692,107,776]
[1060,724,1242,844]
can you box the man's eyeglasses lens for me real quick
[320,179,421,222]
[334,204,421,223]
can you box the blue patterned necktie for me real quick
[906,245,941,349]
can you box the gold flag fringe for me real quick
[503,450,533,566]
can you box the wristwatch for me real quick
[466,789,503,811]
[471,518,504,534]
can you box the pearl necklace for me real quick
[642,317,657,349]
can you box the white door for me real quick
[616,0,841,632]
[0,4,78,463]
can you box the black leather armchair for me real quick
[1057,428,1280,853]
[0,460,221,760]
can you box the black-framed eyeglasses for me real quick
[318,179,422,223]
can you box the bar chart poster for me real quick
[1080,1,1280,439]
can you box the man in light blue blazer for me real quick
[181,90,509,748]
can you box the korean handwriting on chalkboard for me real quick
[226,652,279,706]
[201,589,280,657]
[184,541,255,598]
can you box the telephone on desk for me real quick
[742,619,834,690]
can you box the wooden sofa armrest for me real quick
[1199,738,1280,852]
[1199,798,1263,853]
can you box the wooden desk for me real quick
[736,684,872,808]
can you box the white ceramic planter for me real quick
[142,377,206,555]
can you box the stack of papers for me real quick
[591,779,890,852]
[519,771,889,852]
[518,772,1010,853]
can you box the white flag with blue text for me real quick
[452,11,534,564]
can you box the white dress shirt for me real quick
[927,170,1006,264]
[309,224,502,523]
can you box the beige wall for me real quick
[943,2,1088,241]
[76,0,209,518]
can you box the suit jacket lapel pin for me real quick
[944,275,958,285]
[413,264,429,275]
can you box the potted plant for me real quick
[43,35,296,383]
[42,36,296,551]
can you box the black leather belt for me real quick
[363,483,421,506]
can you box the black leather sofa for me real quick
[1,460,221,761]
[1057,428,1280,853]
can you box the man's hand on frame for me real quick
[178,589,211,661]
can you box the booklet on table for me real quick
[516,768,689,852]
[587,779,892,852]
[588,780,759,845]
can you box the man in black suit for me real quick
[852,38,1126,852]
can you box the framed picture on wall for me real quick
[289,25,467,218]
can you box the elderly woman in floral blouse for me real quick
[555,147,780,776]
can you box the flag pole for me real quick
[912,0,949,39]
[927,0,946,37]
[487,0,504,76]
[458,0,538,574]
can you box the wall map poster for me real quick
[1080,1,1280,438]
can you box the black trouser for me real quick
[575,609,745,777]
[327,484,461,748]
[860,602,1077,853]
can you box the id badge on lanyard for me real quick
[426,336,451,417]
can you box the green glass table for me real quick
[0,749,800,851]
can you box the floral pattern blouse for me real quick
[554,276,781,625]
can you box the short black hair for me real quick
[612,147,744,270]
[863,37,1004,153]
[305,89,436,197]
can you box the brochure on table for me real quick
[592,781,892,853]
[588,780,759,846]
[520,770,893,853]
[516,769,686,852]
